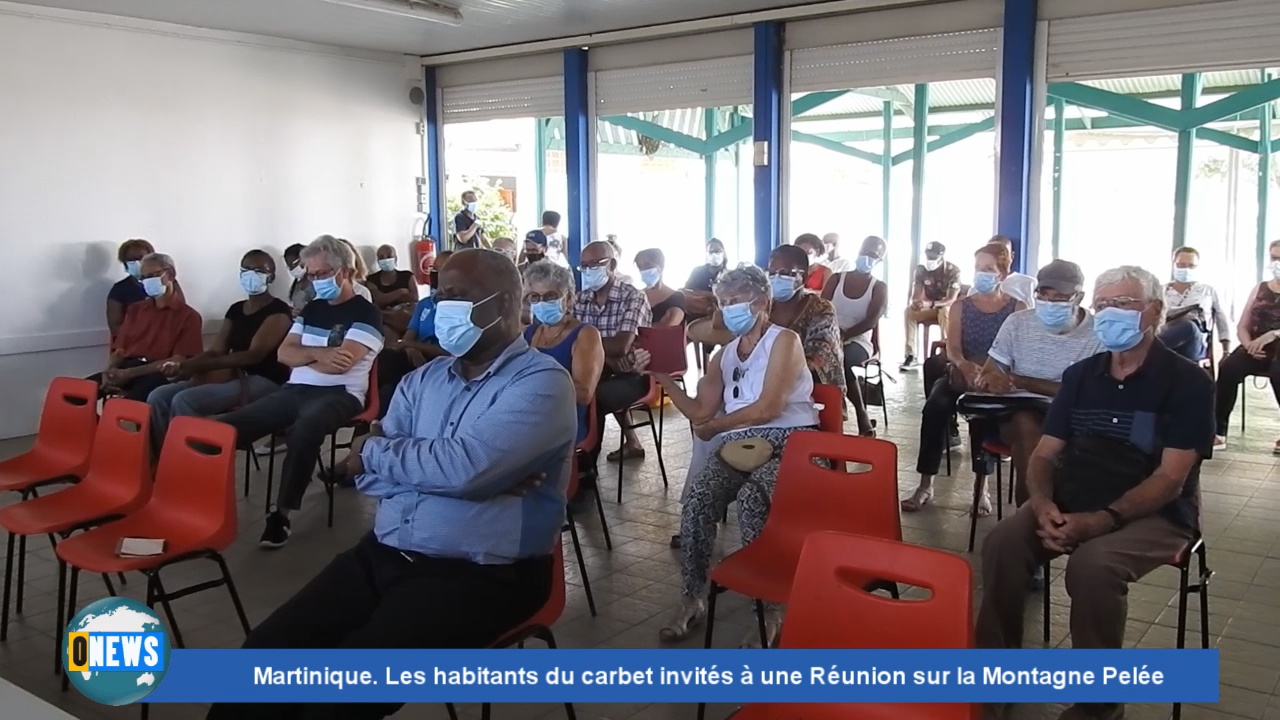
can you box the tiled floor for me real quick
[2,365,1280,720]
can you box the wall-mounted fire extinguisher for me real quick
[410,215,436,287]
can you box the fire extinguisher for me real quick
[410,216,436,287]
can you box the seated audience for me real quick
[491,236,518,264]
[367,244,419,339]
[652,266,819,646]
[635,248,687,326]
[375,250,454,416]
[336,237,375,303]
[684,239,728,322]
[217,236,384,549]
[524,261,605,444]
[146,250,292,451]
[794,233,832,292]
[576,241,652,473]
[520,229,549,268]
[282,243,313,317]
[107,238,155,340]
[91,253,203,402]
[974,260,1102,505]
[977,266,1211,720]
[902,241,961,370]
[969,235,1038,307]
[768,245,846,394]
[453,190,487,249]
[820,236,887,437]
[821,232,851,274]
[205,249,575,720]
[1160,246,1230,362]
[902,242,1024,515]
[1215,239,1280,450]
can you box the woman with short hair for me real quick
[107,238,155,339]
[635,248,686,327]
[652,265,819,647]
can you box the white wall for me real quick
[0,3,421,439]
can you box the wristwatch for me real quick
[1102,507,1125,532]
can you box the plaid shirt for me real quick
[575,280,651,372]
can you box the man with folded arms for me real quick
[206,249,575,720]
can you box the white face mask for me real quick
[289,264,306,280]
[924,258,942,272]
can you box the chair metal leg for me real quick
[481,703,492,720]
[54,561,66,674]
[591,482,613,551]
[445,703,459,720]
[265,433,277,514]
[1197,546,1211,645]
[62,566,80,691]
[14,534,24,615]
[1042,561,1052,645]
[616,415,626,504]
[565,511,596,617]
[101,573,117,596]
[645,407,668,488]
[151,572,185,648]
[214,553,252,636]
[1,532,13,642]
[995,461,1004,522]
[703,585,719,649]
[754,600,769,649]
[242,449,252,498]
[967,473,983,553]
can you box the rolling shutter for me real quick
[791,29,1001,92]
[441,76,564,122]
[595,56,753,114]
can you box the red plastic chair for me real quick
[0,379,99,627]
[704,431,901,650]
[55,417,249,657]
[265,362,380,526]
[730,532,977,720]
[812,383,844,434]
[445,537,577,720]
[0,399,152,671]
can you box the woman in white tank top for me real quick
[820,236,888,437]
[648,266,818,648]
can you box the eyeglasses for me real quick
[525,291,563,303]
[768,269,805,280]
[1092,296,1147,312]
[732,367,743,400]
[306,268,340,281]
[576,259,611,272]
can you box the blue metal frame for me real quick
[423,66,444,243]
[996,0,1037,273]
[563,49,591,274]
[753,21,784,268]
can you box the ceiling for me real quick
[10,0,822,55]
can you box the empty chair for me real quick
[0,378,99,498]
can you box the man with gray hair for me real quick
[218,235,385,549]
[976,265,1213,720]
[90,252,203,401]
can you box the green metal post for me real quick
[1259,71,1273,281]
[534,118,548,216]
[1172,73,1202,249]
[704,108,718,241]
[909,84,930,281]
[1051,97,1066,260]
[881,101,893,240]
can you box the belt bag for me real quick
[1053,433,1156,513]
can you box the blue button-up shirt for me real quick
[358,336,576,564]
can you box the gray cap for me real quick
[1037,259,1085,294]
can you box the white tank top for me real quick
[720,325,819,431]
[831,273,877,356]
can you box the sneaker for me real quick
[1213,435,1227,450]
[899,355,918,372]
[259,511,291,549]
[1029,564,1045,592]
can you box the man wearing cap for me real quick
[902,241,961,370]
[520,229,549,268]
[973,259,1104,506]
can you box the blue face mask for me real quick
[722,302,758,337]
[377,259,396,273]
[1035,300,1075,330]
[125,260,143,280]
[769,275,799,302]
[581,266,610,292]
[435,292,499,357]
[240,270,269,296]
[312,274,342,301]
[973,271,1000,294]
[1172,267,1195,283]
[465,202,477,213]
[531,300,564,325]
[141,276,166,298]
[1094,306,1146,352]
[640,268,662,289]
[855,255,878,274]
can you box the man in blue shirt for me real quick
[206,249,576,720]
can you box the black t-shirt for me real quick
[224,298,291,386]
[454,211,483,249]
[684,264,724,293]
[369,270,415,300]
[651,292,688,324]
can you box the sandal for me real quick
[900,487,933,512]
[971,490,993,517]
[607,445,646,463]
[739,609,783,648]
[658,597,707,643]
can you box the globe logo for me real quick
[64,597,171,706]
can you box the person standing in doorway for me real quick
[902,241,961,371]
[453,190,488,250]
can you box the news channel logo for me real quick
[63,597,171,706]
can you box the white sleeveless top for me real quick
[720,325,819,431]
[831,273,878,356]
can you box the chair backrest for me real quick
[32,378,100,475]
[811,384,844,434]
[637,324,689,375]
[762,432,901,552]
[352,361,381,424]
[781,531,972,650]
[150,417,238,550]
[81,399,152,507]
